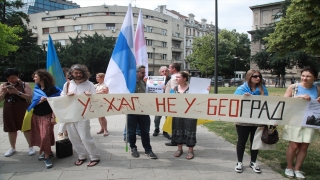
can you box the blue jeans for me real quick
[154,116,162,131]
[127,114,152,153]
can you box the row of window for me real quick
[147,53,168,60]
[42,23,116,33]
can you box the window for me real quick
[43,28,49,34]
[175,44,180,48]
[74,25,82,31]
[58,26,64,32]
[74,14,81,17]
[87,24,93,30]
[106,23,115,30]
[162,29,167,35]
[262,10,270,24]
[162,19,167,23]
[175,32,180,37]
[146,15,153,19]
[147,52,153,59]
[57,16,65,19]
[42,17,50,21]
[162,54,167,60]
[146,26,153,33]
[254,13,258,25]
[197,32,200,37]
[106,12,115,15]
[57,40,65,45]
[88,13,93,16]
[177,24,179,30]
[162,42,167,47]
[146,39,153,46]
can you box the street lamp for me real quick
[233,57,243,86]
[152,46,155,76]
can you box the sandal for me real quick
[87,160,100,167]
[103,131,109,137]
[97,130,103,134]
[186,151,194,160]
[75,159,87,166]
[174,149,183,157]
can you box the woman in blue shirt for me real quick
[234,70,268,173]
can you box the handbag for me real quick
[252,127,276,150]
[261,125,279,144]
[56,139,73,158]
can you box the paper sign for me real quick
[189,77,211,94]
[146,76,165,93]
[302,99,320,129]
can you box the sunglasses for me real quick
[251,75,260,79]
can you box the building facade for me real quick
[27,5,185,75]
[248,1,300,82]
[17,0,79,14]
[154,5,215,71]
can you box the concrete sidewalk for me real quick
[0,115,285,180]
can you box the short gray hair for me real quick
[136,65,146,72]
[159,66,168,73]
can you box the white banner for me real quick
[146,76,165,93]
[48,94,310,127]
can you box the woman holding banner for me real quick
[282,67,320,179]
[30,69,61,169]
[95,73,109,136]
[171,71,198,160]
[234,70,268,173]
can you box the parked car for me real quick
[211,76,224,86]
[313,79,320,87]
[230,78,244,86]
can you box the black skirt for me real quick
[171,117,197,147]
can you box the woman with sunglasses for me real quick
[234,70,268,173]
[282,67,320,179]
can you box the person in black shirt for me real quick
[30,69,61,169]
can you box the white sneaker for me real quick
[28,147,36,156]
[4,148,16,157]
[235,162,243,173]
[294,171,305,180]
[285,168,294,178]
[250,162,261,173]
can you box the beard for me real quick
[74,76,83,80]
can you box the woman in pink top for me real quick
[95,73,109,136]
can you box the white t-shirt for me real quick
[61,80,96,96]
[94,83,107,93]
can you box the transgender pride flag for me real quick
[134,10,148,76]
[105,4,136,93]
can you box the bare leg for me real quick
[98,117,108,135]
[286,141,299,169]
[23,130,32,147]
[294,143,309,171]
[8,132,18,149]
[187,147,194,159]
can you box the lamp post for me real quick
[152,46,155,76]
[36,51,40,69]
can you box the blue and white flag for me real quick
[104,4,136,93]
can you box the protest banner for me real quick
[146,76,166,93]
[48,93,309,127]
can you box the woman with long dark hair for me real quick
[30,69,61,169]
[234,70,268,173]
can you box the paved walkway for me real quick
[0,114,285,180]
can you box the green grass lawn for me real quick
[205,86,320,179]
[0,82,35,108]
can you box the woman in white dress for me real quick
[95,73,109,136]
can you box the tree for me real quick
[57,33,116,75]
[187,29,250,77]
[251,0,320,84]
[0,23,21,56]
[0,0,29,25]
[265,0,320,55]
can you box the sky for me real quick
[73,0,283,35]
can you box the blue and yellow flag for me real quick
[46,35,66,89]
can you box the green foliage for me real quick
[0,23,21,56]
[0,0,29,24]
[187,29,250,77]
[265,0,320,55]
[57,33,116,75]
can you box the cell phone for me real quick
[5,85,14,89]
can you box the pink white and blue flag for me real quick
[104,4,136,93]
[134,10,148,76]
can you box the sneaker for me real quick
[4,148,16,157]
[57,133,65,140]
[294,171,305,180]
[44,158,53,169]
[38,152,54,161]
[153,129,160,136]
[235,162,243,173]
[145,151,157,159]
[285,168,294,178]
[28,147,36,156]
[250,162,261,173]
[131,148,139,158]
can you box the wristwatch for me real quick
[18,92,22,96]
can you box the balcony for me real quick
[172,35,183,41]
[172,47,183,52]
[185,45,193,49]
